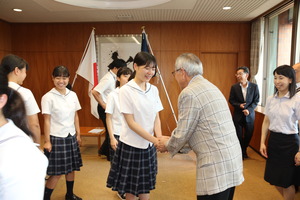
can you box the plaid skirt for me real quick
[107,142,157,195]
[45,134,83,175]
[109,135,120,165]
[264,131,299,188]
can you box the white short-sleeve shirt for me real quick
[119,80,163,149]
[93,71,116,103]
[8,82,40,116]
[0,120,48,200]
[265,92,300,134]
[41,88,81,137]
[105,88,122,136]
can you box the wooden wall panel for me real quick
[158,51,187,135]
[199,23,241,52]
[200,52,238,100]
[0,20,11,57]
[9,21,251,136]
[238,51,251,67]
[239,23,251,51]
[161,22,199,51]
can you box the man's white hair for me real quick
[175,53,203,76]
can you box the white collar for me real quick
[109,70,116,79]
[275,91,290,99]
[127,79,151,93]
[50,88,71,96]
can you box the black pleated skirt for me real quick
[264,131,299,188]
[106,141,157,195]
[45,134,83,175]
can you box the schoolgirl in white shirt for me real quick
[0,54,41,144]
[92,52,127,159]
[42,66,83,200]
[0,69,47,200]
[105,67,132,200]
[105,67,132,160]
[107,52,163,200]
[260,65,300,200]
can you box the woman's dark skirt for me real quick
[45,134,83,175]
[264,131,299,188]
[107,142,157,195]
[109,135,120,165]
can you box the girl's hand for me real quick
[44,141,52,152]
[76,135,82,146]
[110,138,118,151]
[295,152,300,166]
[260,144,268,158]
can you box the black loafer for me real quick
[65,194,82,200]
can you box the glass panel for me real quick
[263,6,294,104]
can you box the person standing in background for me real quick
[0,54,41,145]
[0,68,48,200]
[105,67,132,200]
[42,66,83,200]
[92,52,127,160]
[260,65,300,200]
[229,66,259,159]
[107,52,163,200]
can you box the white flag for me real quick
[76,29,99,119]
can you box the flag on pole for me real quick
[141,31,149,52]
[75,29,99,119]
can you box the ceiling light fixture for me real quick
[13,8,23,12]
[53,0,171,9]
[223,6,232,10]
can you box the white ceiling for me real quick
[0,0,286,23]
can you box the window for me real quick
[258,3,294,106]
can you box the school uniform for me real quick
[264,92,300,188]
[93,70,116,157]
[8,81,40,116]
[0,120,48,200]
[94,70,116,104]
[107,80,163,195]
[105,87,122,161]
[41,88,82,175]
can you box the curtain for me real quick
[250,18,263,83]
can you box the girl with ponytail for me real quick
[0,68,47,200]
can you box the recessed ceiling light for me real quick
[223,6,231,10]
[13,8,22,12]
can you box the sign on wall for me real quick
[96,34,142,79]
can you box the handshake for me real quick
[155,136,170,153]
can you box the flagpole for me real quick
[142,27,178,124]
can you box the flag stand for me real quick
[142,27,178,124]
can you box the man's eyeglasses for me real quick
[235,73,245,77]
[172,68,181,76]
